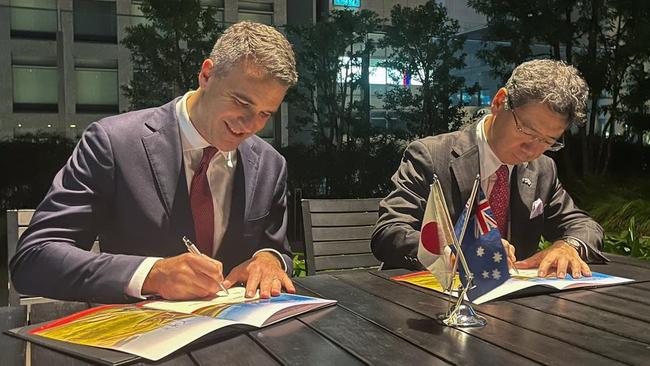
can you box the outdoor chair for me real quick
[301,198,382,275]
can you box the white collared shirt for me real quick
[177,90,236,257]
[476,115,514,197]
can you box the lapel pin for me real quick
[521,178,532,186]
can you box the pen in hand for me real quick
[182,236,229,296]
[508,256,520,275]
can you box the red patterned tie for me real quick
[489,164,510,238]
[190,147,218,256]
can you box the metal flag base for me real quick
[437,304,487,328]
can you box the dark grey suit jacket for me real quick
[10,98,292,303]
[372,122,605,270]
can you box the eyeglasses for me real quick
[507,95,564,152]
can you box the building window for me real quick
[256,114,275,142]
[10,0,57,39]
[238,1,273,25]
[129,0,149,27]
[75,67,118,113]
[12,65,59,112]
[201,0,225,23]
[73,0,117,43]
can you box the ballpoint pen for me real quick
[509,256,520,275]
[182,236,229,295]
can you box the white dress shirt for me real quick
[125,91,286,298]
[476,115,514,198]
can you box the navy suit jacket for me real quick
[10,98,292,303]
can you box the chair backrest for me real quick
[6,210,35,306]
[301,198,382,275]
[0,305,27,366]
[6,209,100,306]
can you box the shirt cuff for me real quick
[252,248,288,272]
[126,257,163,299]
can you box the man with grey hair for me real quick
[372,59,607,279]
[11,21,298,303]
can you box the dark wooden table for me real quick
[2,254,650,366]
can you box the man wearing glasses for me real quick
[372,59,607,279]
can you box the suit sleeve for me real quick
[541,161,606,263]
[371,140,434,270]
[10,122,147,303]
[261,155,293,276]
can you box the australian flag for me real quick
[454,187,510,302]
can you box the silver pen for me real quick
[182,236,229,295]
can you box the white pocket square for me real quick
[530,198,544,219]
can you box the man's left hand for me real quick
[222,252,296,298]
[515,240,592,279]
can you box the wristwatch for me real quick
[563,237,585,258]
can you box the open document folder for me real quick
[7,287,336,362]
[392,269,633,305]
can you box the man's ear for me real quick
[490,87,508,115]
[198,59,214,88]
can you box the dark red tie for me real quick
[190,147,218,256]
[489,164,510,238]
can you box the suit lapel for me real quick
[142,105,183,216]
[450,125,480,212]
[514,164,537,212]
[141,99,193,240]
[239,139,261,221]
[510,164,538,241]
[218,138,260,272]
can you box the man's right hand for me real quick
[501,239,517,270]
[142,253,225,300]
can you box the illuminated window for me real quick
[10,0,57,39]
[75,67,119,113]
[12,65,58,112]
[238,1,273,25]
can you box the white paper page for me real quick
[473,270,633,304]
[115,316,236,361]
[143,287,259,314]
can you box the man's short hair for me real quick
[505,59,588,126]
[209,21,298,86]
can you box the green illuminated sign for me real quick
[333,0,360,8]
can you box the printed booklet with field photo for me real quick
[7,288,336,363]
[392,269,633,304]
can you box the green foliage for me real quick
[286,9,382,148]
[566,175,650,236]
[563,175,650,259]
[121,0,224,110]
[538,237,553,251]
[621,63,650,141]
[379,0,467,137]
[468,0,650,176]
[279,135,405,198]
[292,252,306,277]
[590,199,650,237]
[468,0,579,81]
[0,133,75,211]
[603,217,650,260]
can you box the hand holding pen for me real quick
[501,239,520,275]
[141,240,229,300]
[183,236,229,296]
